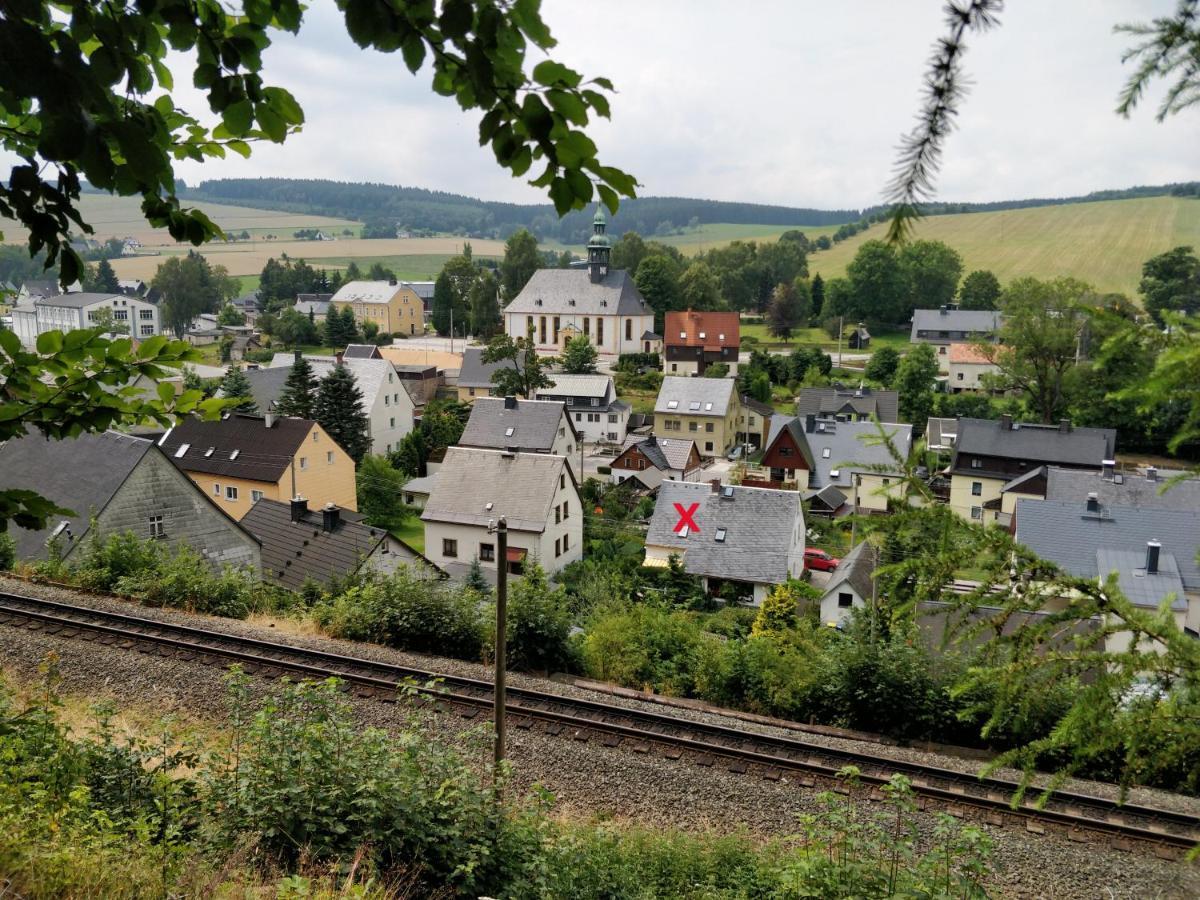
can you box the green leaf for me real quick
[222,99,254,134]
[512,0,555,48]
[597,182,619,214]
[546,89,587,127]
[36,331,64,355]
[156,381,175,405]
[440,0,473,39]
[401,34,426,72]
[581,89,610,119]
[532,60,581,88]
[227,139,251,158]
[262,86,304,125]
[549,177,574,215]
[0,329,20,359]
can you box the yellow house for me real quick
[330,280,424,337]
[652,376,741,457]
[158,413,357,521]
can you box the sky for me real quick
[84,1,1200,211]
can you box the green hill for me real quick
[808,196,1200,298]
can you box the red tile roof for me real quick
[664,310,740,349]
[948,342,994,365]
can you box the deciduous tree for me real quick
[678,261,721,310]
[899,239,962,316]
[561,334,598,373]
[845,240,910,324]
[633,254,681,331]
[152,252,221,337]
[894,343,938,428]
[468,269,502,340]
[958,269,1002,310]
[1138,246,1200,325]
[482,327,553,398]
[765,282,802,340]
[864,345,901,386]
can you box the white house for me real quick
[12,291,161,348]
[421,447,582,580]
[947,343,1001,392]
[644,480,805,605]
[503,210,655,355]
[818,541,879,627]
[534,373,630,444]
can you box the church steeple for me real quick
[586,206,611,283]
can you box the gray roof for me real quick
[953,418,1115,471]
[641,330,661,341]
[926,417,958,449]
[242,366,292,413]
[246,357,399,412]
[0,430,155,560]
[1096,548,1187,611]
[646,481,801,585]
[343,344,382,359]
[910,308,1003,339]
[823,541,879,602]
[19,279,62,298]
[1044,467,1200,511]
[401,473,439,497]
[617,435,698,472]
[654,376,736,417]
[242,499,384,591]
[459,397,571,453]
[797,387,900,424]
[1000,465,1048,495]
[810,484,848,511]
[160,414,313,482]
[764,416,817,470]
[799,418,913,489]
[504,268,650,316]
[538,373,612,399]
[1014,498,1200,594]
[33,291,123,309]
[457,346,523,389]
[421,447,572,533]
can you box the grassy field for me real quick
[808,196,1200,298]
[740,323,908,354]
[0,193,360,246]
[543,222,842,257]
[394,516,425,553]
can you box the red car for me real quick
[804,548,841,572]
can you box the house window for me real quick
[956,373,964,381]
[390,417,395,428]
[555,537,561,557]
[971,481,982,496]
[555,506,561,524]
[715,528,726,543]
[313,432,319,441]
[705,441,714,452]
[970,458,982,469]
[480,543,495,562]
[588,413,600,422]
[970,506,982,520]
[553,316,560,343]
[562,533,569,551]
[705,423,714,433]
[596,317,604,344]
[575,413,582,422]
[443,538,458,557]
[583,316,590,338]
[838,592,854,608]
[327,451,334,464]
[749,416,756,426]
[780,447,793,457]
[140,325,153,336]
[469,388,476,397]
[689,422,698,432]
[251,490,263,503]
[404,492,414,505]
[385,395,390,406]
[114,309,128,321]
[539,315,547,344]
[590,397,599,407]
[300,457,308,470]
[139,309,153,320]
[213,483,221,495]
[562,500,569,519]
[560,474,565,489]
[822,448,831,458]
[671,363,678,372]
[225,485,238,501]
[608,414,618,423]
[625,318,632,341]
[148,515,165,539]
[526,315,534,336]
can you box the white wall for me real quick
[506,311,654,355]
[374,369,416,455]
[820,582,865,627]
[568,405,628,443]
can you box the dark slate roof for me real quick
[457,346,523,388]
[0,430,154,559]
[617,435,698,472]
[33,291,123,309]
[646,481,802,585]
[910,308,1003,339]
[241,499,383,591]
[823,541,879,602]
[1044,467,1200,511]
[1096,548,1187,611]
[953,419,1115,472]
[459,397,570,452]
[421,447,572,532]
[1013,498,1200,592]
[343,344,382,359]
[763,416,817,471]
[926,417,958,449]
[19,279,61,298]
[504,268,650,317]
[160,414,313,483]
[1000,465,1048,495]
[242,366,292,413]
[774,417,910,489]
[640,330,661,341]
[796,387,900,424]
[740,394,776,417]
[810,484,848,511]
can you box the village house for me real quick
[819,541,880,627]
[754,416,817,489]
[159,413,357,521]
[643,481,805,605]
[801,416,913,512]
[241,497,438,591]
[610,435,702,490]
[331,279,425,336]
[230,291,261,325]
[910,307,1004,373]
[948,416,1116,524]
[293,293,332,322]
[458,397,580,476]
[796,385,900,424]
[254,353,416,455]
[736,395,778,450]
[947,343,1001,392]
[12,291,162,348]
[421,447,582,580]
[663,309,740,376]
[0,429,260,571]
[653,376,741,457]
[455,346,519,403]
[391,364,441,412]
[16,278,78,302]
[342,343,382,360]
[503,210,655,355]
[535,373,630,444]
[844,323,870,350]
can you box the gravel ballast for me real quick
[1,576,1197,899]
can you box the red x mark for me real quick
[673,502,700,534]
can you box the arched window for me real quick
[625,318,632,341]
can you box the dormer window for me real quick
[535,299,542,306]
[174,443,190,458]
[715,528,727,542]
[569,299,576,306]
[718,333,725,340]
[679,331,687,339]
[689,402,700,411]
[704,402,713,411]
[504,427,515,437]
[822,448,831,458]
[699,331,706,339]
[667,400,679,410]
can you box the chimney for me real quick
[939,305,948,315]
[1146,466,1158,482]
[1101,459,1115,480]
[504,395,518,409]
[805,414,817,433]
[710,479,721,493]
[321,502,340,532]
[1000,414,1012,430]
[644,434,656,446]
[1059,419,1071,434]
[1146,540,1161,575]
[388,277,397,286]
[1086,492,1099,513]
[290,496,307,523]
[264,412,275,428]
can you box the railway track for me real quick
[2,589,1197,859]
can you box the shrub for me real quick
[114,545,256,618]
[703,362,729,378]
[504,563,577,673]
[615,352,661,372]
[581,603,708,695]
[314,567,485,660]
[0,532,14,571]
[74,530,161,592]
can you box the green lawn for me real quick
[619,388,659,415]
[741,323,909,355]
[394,516,425,554]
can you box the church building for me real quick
[503,210,657,355]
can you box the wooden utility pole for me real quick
[837,315,844,368]
[493,516,508,781]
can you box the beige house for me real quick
[653,376,741,457]
[159,413,357,521]
[331,280,425,336]
[421,447,582,579]
[947,343,1000,392]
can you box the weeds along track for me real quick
[1,589,1196,860]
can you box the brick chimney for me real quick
[290,496,307,522]
[1059,419,1072,434]
[504,395,518,409]
[321,502,340,532]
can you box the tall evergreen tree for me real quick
[323,305,346,346]
[341,306,361,343]
[468,269,501,339]
[275,356,319,419]
[88,258,120,293]
[315,363,371,463]
[810,273,825,322]
[219,366,258,413]
[431,271,454,336]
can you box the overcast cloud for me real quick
[103,1,1200,210]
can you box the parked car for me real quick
[726,446,743,461]
[804,547,841,572]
